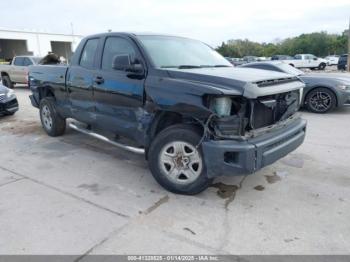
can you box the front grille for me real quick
[251,90,300,129]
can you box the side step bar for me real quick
[68,122,145,155]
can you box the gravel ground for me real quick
[0,87,349,256]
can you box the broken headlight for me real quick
[210,96,232,117]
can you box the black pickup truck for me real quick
[29,32,307,194]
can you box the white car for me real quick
[325,55,339,66]
[281,54,328,70]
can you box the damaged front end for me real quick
[206,89,302,139]
[201,79,306,178]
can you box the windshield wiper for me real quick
[213,65,231,67]
[161,65,230,69]
[161,65,202,69]
[199,65,232,68]
[177,65,202,69]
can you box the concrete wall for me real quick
[0,29,83,58]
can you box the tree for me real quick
[216,30,348,57]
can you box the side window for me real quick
[295,55,301,60]
[102,37,136,70]
[13,57,24,66]
[80,38,99,69]
[23,58,33,66]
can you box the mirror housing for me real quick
[112,54,131,70]
[112,55,144,75]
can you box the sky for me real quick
[1,0,349,47]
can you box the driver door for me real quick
[93,36,145,142]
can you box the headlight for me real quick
[6,89,14,98]
[337,84,350,90]
[211,97,232,117]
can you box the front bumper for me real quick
[0,97,19,115]
[202,117,307,178]
[338,90,350,105]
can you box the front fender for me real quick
[144,75,240,119]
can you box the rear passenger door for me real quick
[93,36,145,142]
[66,38,100,124]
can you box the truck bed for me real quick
[29,65,68,88]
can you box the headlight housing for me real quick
[211,97,232,117]
[6,89,15,98]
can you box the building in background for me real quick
[0,28,83,62]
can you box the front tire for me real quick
[148,124,212,195]
[39,97,66,136]
[305,88,336,113]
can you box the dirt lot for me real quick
[0,88,350,256]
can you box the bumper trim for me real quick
[202,118,307,178]
[0,98,19,115]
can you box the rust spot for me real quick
[211,182,238,199]
[254,185,265,191]
[265,173,282,184]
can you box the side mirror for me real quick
[112,54,131,71]
[112,55,144,75]
[313,57,317,61]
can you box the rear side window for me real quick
[23,58,33,66]
[80,38,99,69]
[101,37,136,70]
[13,57,24,66]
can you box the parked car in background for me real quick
[231,57,243,66]
[338,54,348,71]
[242,56,259,63]
[29,32,306,194]
[0,56,42,88]
[271,55,293,60]
[324,55,339,66]
[241,61,350,113]
[0,84,19,115]
[281,54,327,70]
[224,57,240,66]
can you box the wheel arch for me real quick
[38,85,55,101]
[1,71,10,78]
[145,110,205,159]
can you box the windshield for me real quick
[278,63,304,76]
[137,35,232,69]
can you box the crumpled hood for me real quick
[166,67,295,90]
[165,67,303,98]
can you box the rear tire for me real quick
[39,97,66,136]
[318,63,326,70]
[148,124,212,195]
[305,87,336,113]
[2,75,13,89]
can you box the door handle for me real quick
[94,76,104,84]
